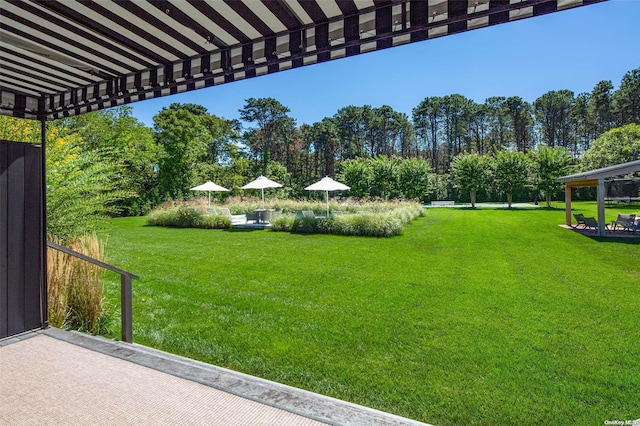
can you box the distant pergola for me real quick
[557,160,640,236]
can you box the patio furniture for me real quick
[583,217,600,231]
[245,210,258,223]
[253,208,275,223]
[301,210,316,219]
[610,213,636,232]
[270,209,283,221]
[217,207,232,218]
[573,213,586,228]
[431,201,455,207]
[261,209,273,223]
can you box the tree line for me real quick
[250,68,638,177]
[1,68,638,240]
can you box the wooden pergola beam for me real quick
[565,179,599,188]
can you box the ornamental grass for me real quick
[47,233,110,335]
[281,202,424,237]
[149,198,423,236]
[147,205,230,229]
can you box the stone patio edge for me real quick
[41,327,432,426]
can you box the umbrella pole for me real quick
[208,191,211,208]
[261,188,265,208]
[326,190,329,216]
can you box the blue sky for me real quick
[131,0,639,128]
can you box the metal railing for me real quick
[47,241,139,343]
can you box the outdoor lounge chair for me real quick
[583,216,600,231]
[245,210,258,223]
[573,213,586,228]
[611,213,636,232]
[217,207,232,218]
[261,210,273,223]
[271,209,283,220]
[301,210,316,219]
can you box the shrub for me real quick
[174,206,203,227]
[147,208,179,227]
[430,174,450,201]
[370,156,401,199]
[214,196,419,217]
[451,153,492,207]
[292,216,322,234]
[339,156,436,200]
[270,214,296,231]
[201,214,231,229]
[339,158,372,198]
[494,150,530,208]
[398,158,434,201]
[147,205,231,229]
[332,212,402,237]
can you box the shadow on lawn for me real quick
[589,236,640,245]
[224,227,264,233]
[564,226,640,244]
[457,206,564,212]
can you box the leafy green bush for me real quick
[292,216,323,234]
[174,206,203,227]
[581,123,640,170]
[451,153,492,207]
[339,158,372,197]
[398,158,435,201]
[339,156,435,200]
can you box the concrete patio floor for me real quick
[0,328,430,426]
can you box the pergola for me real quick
[557,160,640,236]
[1,0,606,120]
[1,0,607,339]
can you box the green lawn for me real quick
[100,202,639,425]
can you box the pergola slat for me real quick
[0,0,607,121]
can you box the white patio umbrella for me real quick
[305,176,350,216]
[190,181,230,207]
[241,175,283,208]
